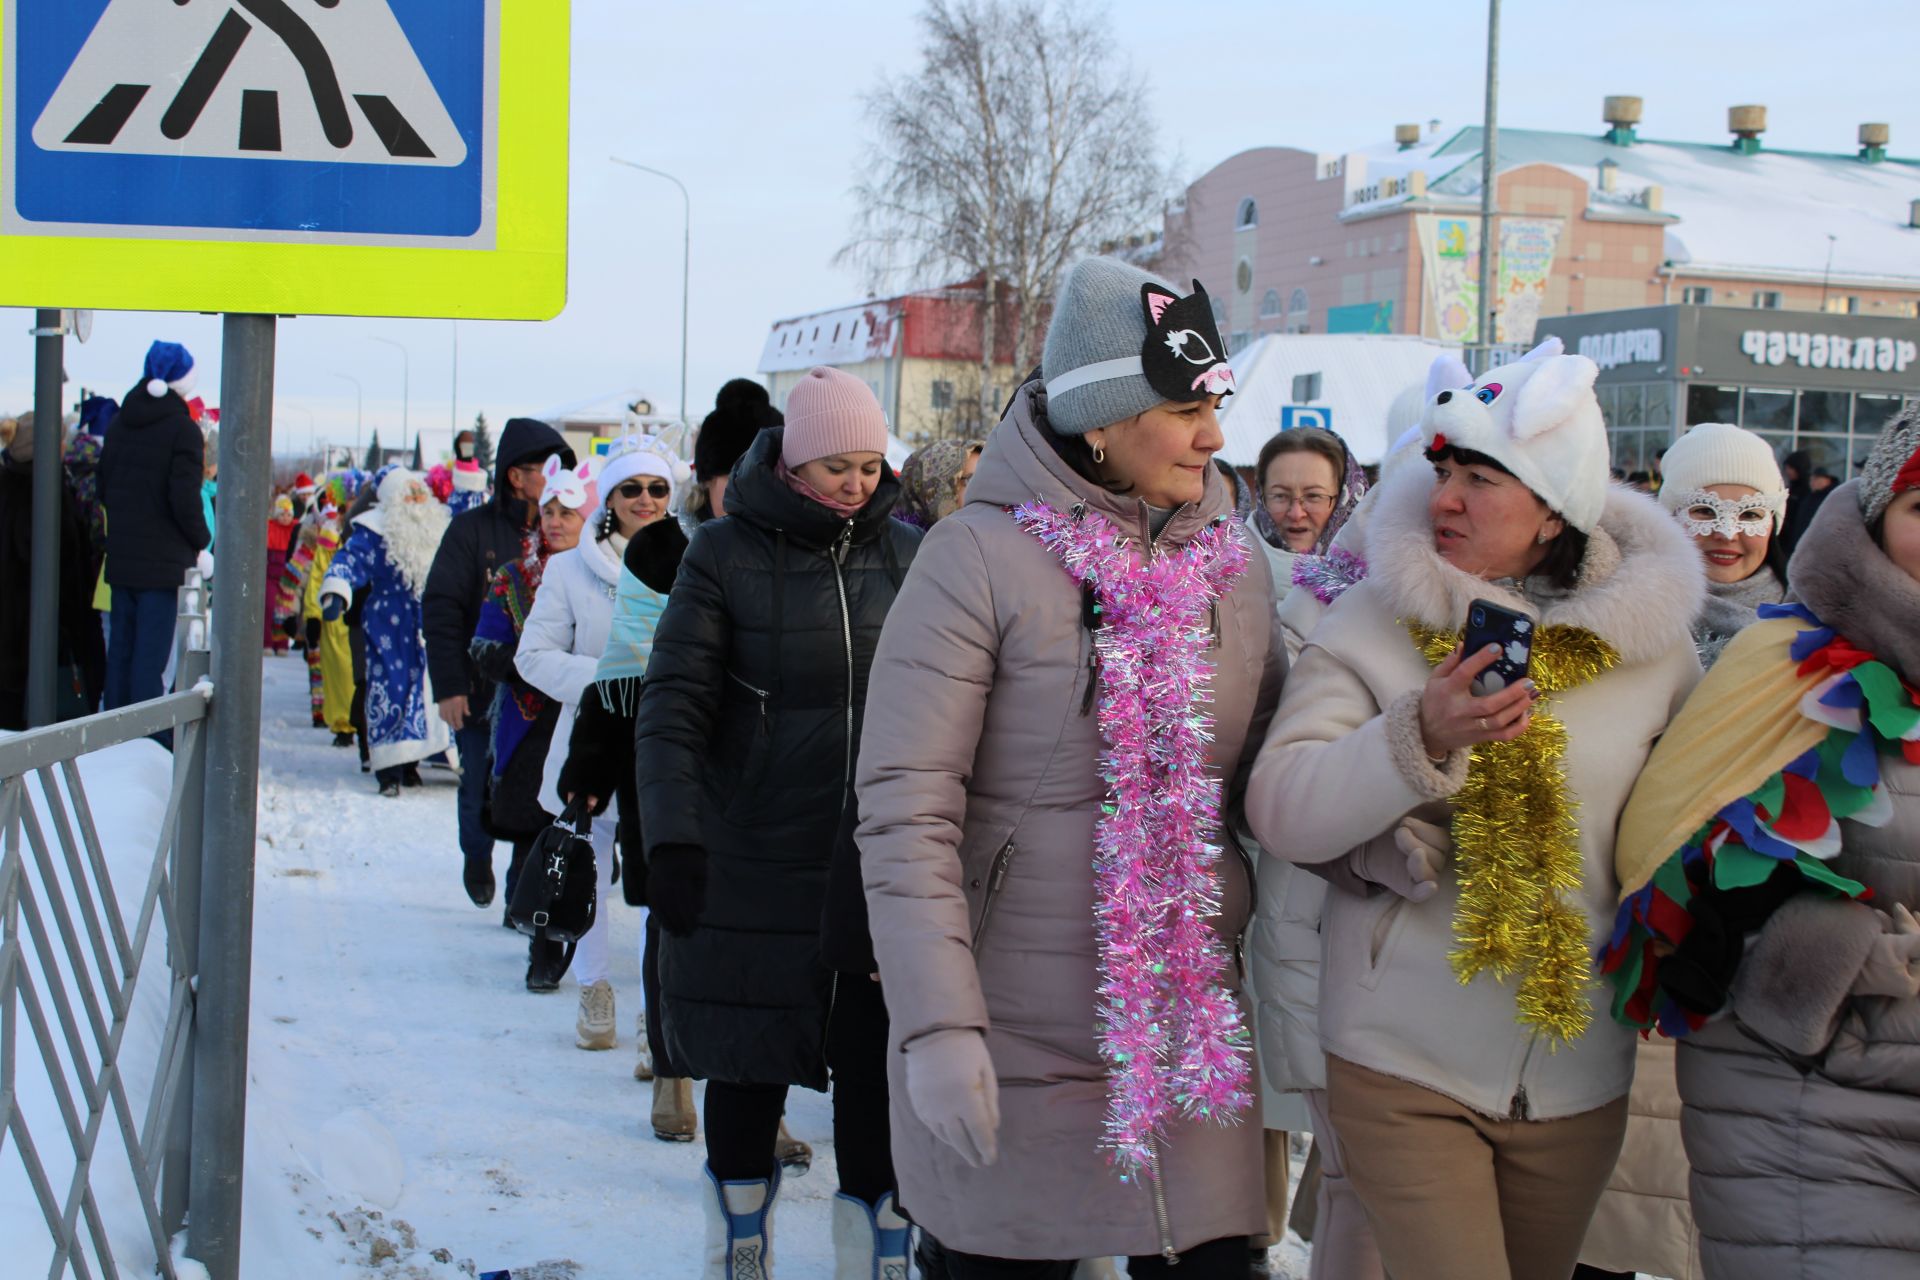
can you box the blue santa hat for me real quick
[78,395,119,437]
[143,341,196,400]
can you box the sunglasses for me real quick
[614,480,672,501]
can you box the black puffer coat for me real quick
[634,426,920,1087]
[422,418,572,709]
[97,384,211,589]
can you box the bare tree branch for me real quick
[836,0,1173,436]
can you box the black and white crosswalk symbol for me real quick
[32,0,466,166]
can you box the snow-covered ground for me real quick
[10,651,1316,1277]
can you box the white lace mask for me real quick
[1671,488,1784,539]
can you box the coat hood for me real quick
[1789,477,1920,684]
[1362,457,1705,666]
[111,383,193,433]
[965,379,1236,546]
[723,424,903,548]
[493,417,573,488]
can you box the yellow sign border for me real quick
[0,0,568,320]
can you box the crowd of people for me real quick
[8,259,1917,1280]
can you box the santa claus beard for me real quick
[381,498,450,597]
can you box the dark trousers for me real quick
[642,913,687,1078]
[704,975,893,1204]
[924,1235,1253,1278]
[453,717,495,862]
[104,587,176,710]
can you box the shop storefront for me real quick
[1536,304,1920,480]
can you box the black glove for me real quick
[305,617,321,649]
[321,596,344,623]
[648,843,708,937]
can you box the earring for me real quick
[1536,529,1551,545]
[1091,440,1106,464]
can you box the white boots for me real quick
[831,1192,911,1279]
[575,979,615,1049]
[703,1164,781,1278]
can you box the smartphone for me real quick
[1462,598,1534,696]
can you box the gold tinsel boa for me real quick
[1407,622,1621,1043]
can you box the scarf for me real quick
[1604,603,1910,1036]
[1407,622,1621,1044]
[776,458,869,519]
[1011,500,1253,1172]
[896,439,979,528]
[1693,568,1787,668]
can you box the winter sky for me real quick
[3,0,1916,461]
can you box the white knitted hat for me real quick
[1659,423,1788,530]
[1418,338,1613,533]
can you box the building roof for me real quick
[1218,333,1455,465]
[1417,126,1920,289]
[759,299,899,374]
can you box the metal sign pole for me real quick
[26,308,65,727]
[188,312,276,1280]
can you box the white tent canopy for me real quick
[1218,334,1458,466]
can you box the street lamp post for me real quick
[610,156,690,427]
[1475,0,1502,373]
[1821,234,1838,312]
[371,335,411,447]
[331,371,363,459]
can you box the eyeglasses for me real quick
[615,480,672,501]
[1266,490,1335,514]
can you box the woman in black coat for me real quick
[633,370,920,1276]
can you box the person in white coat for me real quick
[516,437,683,1050]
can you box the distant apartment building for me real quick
[1147,99,1920,357]
[758,284,1023,445]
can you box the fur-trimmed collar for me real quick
[1363,460,1705,666]
[1789,478,1920,683]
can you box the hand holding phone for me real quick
[1461,599,1534,696]
[1417,600,1539,756]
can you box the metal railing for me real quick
[2,572,214,1280]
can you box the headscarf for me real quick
[1249,428,1369,555]
[894,439,981,528]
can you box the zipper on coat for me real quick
[1509,1034,1539,1121]
[968,840,1018,953]
[832,520,856,791]
[1148,1139,1178,1262]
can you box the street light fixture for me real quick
[330,371,364,459]
[370,335,411,445]
[610,156,690,427]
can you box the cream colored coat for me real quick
[1247,463,1704,1121]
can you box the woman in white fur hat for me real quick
[1246,340,1705,1280]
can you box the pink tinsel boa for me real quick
[1010,499,1255,1173]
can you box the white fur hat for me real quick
[595,435,686,516]
[1419,337,1613,533]
[1659,423,1788,529]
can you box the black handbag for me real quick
[509,801,599,946]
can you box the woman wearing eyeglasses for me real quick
[1252,426,1366,572]
[516,437,684,1052]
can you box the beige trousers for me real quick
[1326,1055,1627,1280]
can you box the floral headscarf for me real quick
[1249,429,1369,555]
[895,438,982,529]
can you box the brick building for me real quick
[1148,99,1920,357]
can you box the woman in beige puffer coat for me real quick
[857,257,1284,1275]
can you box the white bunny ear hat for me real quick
[540,454,598,513]
[1418,337,1613,533]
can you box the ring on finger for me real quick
[1476,717,1489,732]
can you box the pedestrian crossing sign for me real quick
[0,0,568,319]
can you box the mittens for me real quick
[904,1028,1000,1168]
[1352,816,1454,903]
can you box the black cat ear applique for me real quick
[1139,280,1236,402]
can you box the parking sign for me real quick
[0,0,568,318]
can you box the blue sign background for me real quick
[12,0,484,237]
[1280,406,1334,431]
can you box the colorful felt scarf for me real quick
[1603,603,1913,1037]
[1011,500,1254,1173]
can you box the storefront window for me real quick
[1796,390,1849,436]
[1741,388,1794,433]
[1686,384,1740,426]
[1617,384,1646,428]
[1855,393,1905,438]
[1643,382,1674,438]
[1751,430,1793,467]
[1611,431,1644,473]
[1593,385,1616,428]
[1798,435,1848,482]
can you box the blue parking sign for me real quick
[5,0,494,243]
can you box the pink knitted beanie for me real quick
[781,366,890,469]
